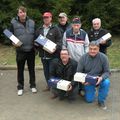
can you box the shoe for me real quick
[51,94,58,99]
[31,88,37,93]
[79,90,85,97]
[59,96,65,101]
[98,102,107,110]
[42,87,50,92]
[17,89,23,96]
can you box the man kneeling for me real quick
[77,42,110,109]
[49,49,78,102]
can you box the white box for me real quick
[43,39,56,53]
[101,33,112,41]
[3,29,22,46]
[57,79,71,91]
[96,33,112,44]
[35,34,56,53]
[74,72,87,83]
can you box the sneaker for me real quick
[98,102,107,110]
[31,88,37,93]
[17,89,23,96]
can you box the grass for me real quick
[107,36,120,69]
[0,45,41,66]
[0,36,120,69]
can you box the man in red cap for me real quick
[36,12,62,91]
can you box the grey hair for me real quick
[92,18,101,24]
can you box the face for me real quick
[92,20,101,30]
[17,9,26,22]
[58,16,67,25]
[60,50,70,63]
[89,45,99,57]
[72,24,81,33]
[43,16,52,26]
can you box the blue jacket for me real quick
[63,28,89,62]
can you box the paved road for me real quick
[0,70,120,120]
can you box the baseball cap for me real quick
[43,12,52,17]
[59,12,67,18]
[72,17,81,24]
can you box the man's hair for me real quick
[92,18,101,24]
[61,49,69,55]
[89,41,100,47]
[17,6,27,13]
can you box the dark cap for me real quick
[72,17,81,24]
[43,12,52,17]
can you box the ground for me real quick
[0,70,120,120]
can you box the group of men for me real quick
[9,6,112,109]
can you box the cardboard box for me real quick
[74,72,87,83]
[3,29,22,46]
[74,72,97,85]
[48,78,60,88]
[35,34,56,53]
[57,79,71,91]
[96,33,112,44]
[48,78,71,91]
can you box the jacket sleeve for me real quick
[101,55,110,80]
[84,34,90,53]
[70,60,78,87]
[55,27,62,50]
[62,32,67,49]
[77,56,85,72]
[49,59,58,78]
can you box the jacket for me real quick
[88,28,112,54]
[35,24,62,58]
[11,16,35,52]
[63,28,89,62]
[56,22,71,37]
[49,58,78,87]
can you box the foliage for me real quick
[0,0,120,43]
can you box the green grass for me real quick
[107,36,120,69]
[0,45,41,66]
[0,36,120,69]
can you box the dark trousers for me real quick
[16,50,36,90]
[52,85,78,100]
[41,58,52,86]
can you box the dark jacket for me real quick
[56,22,71,37]
[49,58,78,87]
[11,16,35,52]
[88,28,112,54]
[35,24,62,58]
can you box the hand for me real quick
[100,39,106,44]
[12,42,20,47]
[96,76,103,85]
[49,47,56,54]
[67,84,72,91]
[84,82,90,85]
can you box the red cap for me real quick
[43,12,52,17]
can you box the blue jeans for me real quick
[41,58,52,86]
[84,78,110,103]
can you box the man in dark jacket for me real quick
[49,49,78,102]
[88,18,112,54]
[35,12,62,91]
[57,12,71,37]
[10,6,37,96]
